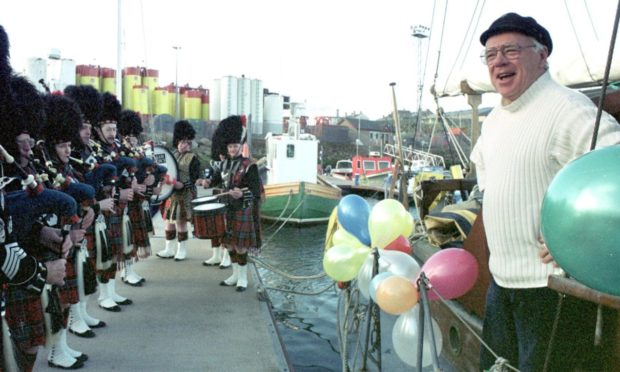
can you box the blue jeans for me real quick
[6,189,77,242]
[480,279,596,371]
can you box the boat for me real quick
[330,159,353,180]
[261,117,341,225]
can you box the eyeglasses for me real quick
[480,44,536,65]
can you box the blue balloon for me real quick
[541,146,620,296]
[337,194,371,246]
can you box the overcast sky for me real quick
[1,0,618,120]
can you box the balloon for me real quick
[356,254,374,299]
[379,250,421,280]
[337,195,371,246]
[332,228,367,250]
[369,272,393,302]
[369,199,414,248]
[375,275,419,315]
[393,306,443,367]
[384,235,412,255]
[323,244,370,282]
[541,146,620,296]
[420,248,478,301]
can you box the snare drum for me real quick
[191,195,218,207]
[193,203,226,239]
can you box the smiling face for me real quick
[227,143,241,158]
[485,32,548,105]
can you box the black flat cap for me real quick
[480,12,552,55]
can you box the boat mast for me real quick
[389,82,409,209]
[116,0,123,102]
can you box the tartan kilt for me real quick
[104,208,124,258]
[5,287,45,351]
[58,254,79,305]
[161,188,196,222]
[223,206,257,252]
[98,264,117,282]
[128,201,150,249]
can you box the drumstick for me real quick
[215,187,249,198]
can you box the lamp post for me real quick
[172,46,181,120]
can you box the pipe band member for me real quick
[206,115,262,292]
[157,120,202,261]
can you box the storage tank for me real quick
[183,89,202,120]
[263,93,283,134]
[210,79,221,121]
[144,69,159,115]
[77,65,100,90]
[220,75,238,119]
[122,67,141,110]
[56,59,76,91]
[200,88,209,121]
[131,85,149,115]
[27,58,47,93]
[165,84,179,118]
[153,87,172,116]
[250,79,264,135]
[100,68,116,94]
[237,76,251,117]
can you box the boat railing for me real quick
[383,143,446,168]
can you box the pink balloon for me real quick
[418,248,478,301]
[384,235,412,255]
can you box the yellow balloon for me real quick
[375,275,419,315]
[333,228,367,249]
[369,199,412,249]
[323,244,370,282]
[324,207,339,250]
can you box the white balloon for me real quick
[379,250,421,280]
[369,272,393,302]
[356,255,374,299]
[392,306,443,367]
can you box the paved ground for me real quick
[32,213,290,372]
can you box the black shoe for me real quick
[99,304,121,312]
[68,328,96,338]
[123,278,142,287]
[219,264,231,269]
[220,281,235,287]
[75,353,89,363]
[203,261,220,266]
[89,320,106,328]
[115,298,133,305]
[48,359,84,369]
[139,277,146,283]
[236,286,247,292]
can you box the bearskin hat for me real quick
[63,84,103,125]
[216,115,246,147]
[0,75,46,156]
[99,92,121,126]
[0,25,11,98]
[211,124,227,160]
[42,94,82,153]
[172,120,196,147]
[118,109,143,137]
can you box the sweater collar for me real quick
[500,71,551,113]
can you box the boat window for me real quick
[356,160,361,169]
[378,161,391,170]
[286,144,295,158]
[363,160,376,171]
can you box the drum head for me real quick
[193,203,226,212]
[151,145,178,203]
[191,196,218,205]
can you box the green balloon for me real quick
[541,145,620,296]
[323,244,370,282]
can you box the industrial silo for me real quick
[237,75,251,117]
[220,75,238,119]
[77,65,100,91]
[210,78,221,121]
[263,93,283,134]
[122,67,141,110]
[183,89,202,120]
[56,58,76,92]
[200,88,210,121]
[153,87,172,116]
[101,68,116,95]
[250,78,264,135]
[27,58,47,92]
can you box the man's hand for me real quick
[230,187,243,199]
[44,259,67,286]
[81,207,95,229]
[39,226,63,251]
[538,237,558,267]
[120,188,134,202]
[99,198,115,213]
[70,229,86,246]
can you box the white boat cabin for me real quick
[265,132,319,185]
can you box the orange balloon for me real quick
[375,275,419,315]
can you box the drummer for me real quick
[157,120,203,261]
[202,115,262,292]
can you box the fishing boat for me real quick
[261,118,341,225]
[330,159,353,180]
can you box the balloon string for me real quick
[589,0,620,150]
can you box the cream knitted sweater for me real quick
[470,72,620,288]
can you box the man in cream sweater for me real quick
[472,13,620,371]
